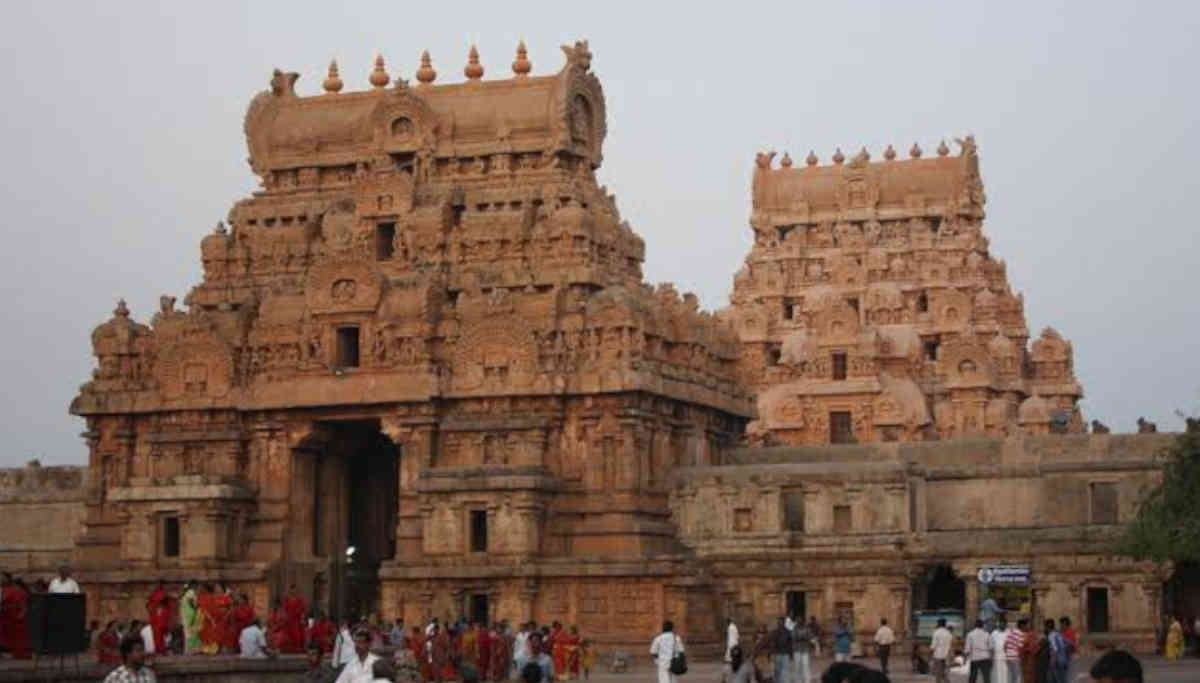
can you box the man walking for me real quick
[769,616,793,683]
[832,618,852,663]
[873,617,895,676]
[965,619,993,683]
[649,621,683,683]
[726,617,739,663]
[931,618,953,683]
[334,629,379,683]
[1003,618,1028,683]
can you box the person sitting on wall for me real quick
[239,617,276,659]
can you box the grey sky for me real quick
[1,1,1196,466]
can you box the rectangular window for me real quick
[336,327,360,368]
[830,411,853,444]
[924,339,940,361]
[734,508,753,532]
[783,492,806,532]
[376,222,396,260]
[1090,482,1119,524]
[1087,587,1109,633]
[833,505,852,533]
[469,509,488,552]
[846,297,859,313]
[768,346,782,366]
[164,516,181,558]
[832,352,848,380]
[784,301,796,320]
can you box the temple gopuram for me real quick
[60,40,1182,653]
[727,143,1084,446]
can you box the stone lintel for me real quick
[110,480,255,502]
[439,415,556,432]
[146,429,244,443]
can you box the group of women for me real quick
[393,620,589,682]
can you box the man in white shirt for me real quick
[48,565,81,594]
[725,618,739,662]
[239,618,274,658]
[513,621,533,674]
[332,619,356,667]
[334,630,379,683]
[138,619,156,656]
[990,618,1011,683]
[649,620,684,683]
[965,619,993,683]
[874,617,895,676]
[931,619,953,683]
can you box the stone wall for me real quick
[671,433,1174,654]
[0,463,86,575]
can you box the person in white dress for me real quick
[726,618,739,662]
[991,619,1011,683]
[649,620,684,683]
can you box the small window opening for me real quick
[846,297,859,313]
[164,516,181,558]
[917,291,929,312]
[336,327,360,368]
[1090,482,1118,525]
[830,411,853,444]
[833,505,852,533]
[768,346,782,366]
[376,222,396,260]
[832,352,848,380]
[469,509,488,552]
[930,217,942,233]
[924,339,940,361]
[784,492,806,532]
[784,302,796,320]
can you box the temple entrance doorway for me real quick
[298,420,399,621]
[911,564,967,637]
[1164,562,1200,629]
[469,593,490,625]
[786,591,807,621]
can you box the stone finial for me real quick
[114,299,130,318]
[832,147,845,165]
[910,142,922,158]
[369,54,390,88]
[464,44,484,80]
[214,221,227,235]
[416,50,436,85]
[884,144,896,161]
[323,59,344,94]
[858,146,871,161]
[805,150,818,166]
[512,39,532,77]
[780,152,793,168]
[937,140,950,157]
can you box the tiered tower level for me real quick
[70,42,749,635]
[726,142,1084,445]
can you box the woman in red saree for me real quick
[0,574,30,660]
[431,626,453,682]
[96,620,121,665]
[563,626,582,679]
[282,585,308,654]
[230,593,256,652]
[307,611,336,654]
[488,625,510,682]
[197,584,223,655]
[549,622,568,680]
[267,599,289,651]
[214,585,236,653]
[146,581,170,653]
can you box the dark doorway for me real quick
[786,591,807,621]
[305,421,400,621]
[469,593,490,625]
[924,565,966,610]
[1164,562,1200,631]
[1087,587,1110,633]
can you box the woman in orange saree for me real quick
[563,626,582,679]
[549,622,568,680]
[197,584,222,655]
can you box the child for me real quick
[580,639,594,680]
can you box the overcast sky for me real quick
[1,2,1197,466]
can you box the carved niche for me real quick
[305,260,384,315]
[155,336,234,400]
[451,319,538,393]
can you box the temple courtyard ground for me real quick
[0,653,1194,682]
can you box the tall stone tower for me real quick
[70,41,749,641]
[725,141,1084,445]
